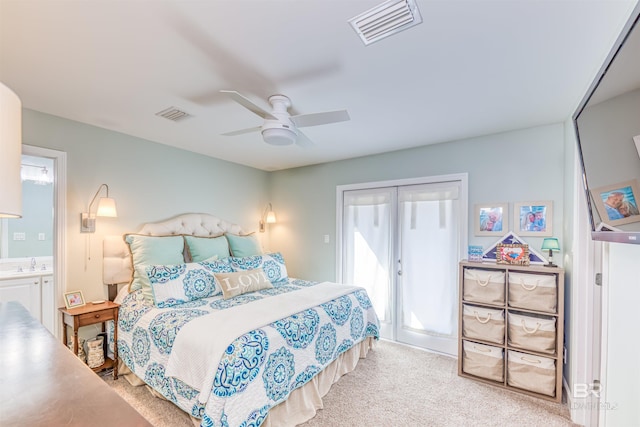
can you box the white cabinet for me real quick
[41,275,55,334]
[0,274,55,333]
[0,276,42,320]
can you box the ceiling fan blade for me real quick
[295,130,314,148]
[221,126,262,136]
[220,90,277,120]
[290,110,350,128]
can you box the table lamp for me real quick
[541,237,560,267]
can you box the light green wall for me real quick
[23,109,270,301]
[269,123,566,282]
[7,181,54,257]
[20,110,568,322]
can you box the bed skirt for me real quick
[118,336,376,426]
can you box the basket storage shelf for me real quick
[457,261,564,402]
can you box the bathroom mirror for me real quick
[0,155,54,259]
[573,5,640,245]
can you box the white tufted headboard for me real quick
[103,213,244,286]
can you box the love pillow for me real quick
[215,268,273,299]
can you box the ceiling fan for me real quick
[220,90,350,147]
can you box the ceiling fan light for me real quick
[262,127,296,146]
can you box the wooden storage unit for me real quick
[458,260,564,402]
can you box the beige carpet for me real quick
[103,339,577,427]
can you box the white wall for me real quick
[601,243,640,426]
[563,116,605,426]
[22,109,270,303]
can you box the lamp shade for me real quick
[0,82,22,218]
[96,197,118,218]
[265,210,277,224]
[541,238,560,251]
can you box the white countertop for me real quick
[0,270,53,279]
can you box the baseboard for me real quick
[379,337,457,359]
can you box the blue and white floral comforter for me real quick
[117,278,379,427]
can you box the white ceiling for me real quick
[0,0,637,171]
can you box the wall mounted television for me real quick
[573,4,640,245]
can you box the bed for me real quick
[102,213,380,427]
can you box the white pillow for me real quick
[143,257,233,307]
[229,252,288,283]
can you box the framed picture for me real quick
[591,179,640,226]
[467,245,483,262]
[634,135,640,160]
[64,290,85,309]
[513,201,553,237]
[474,203,508,236]
[496,243,530,266]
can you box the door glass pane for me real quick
[399,183,459,337]
[343,188,393,325]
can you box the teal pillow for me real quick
[185,235,230,262]
[124,234,185,293]
[134,264,154,303]
[225,233,262,257]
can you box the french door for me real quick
[338,175,466,356]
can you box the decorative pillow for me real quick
[185,235,230,262]
[225,233,262,257]
[229,252,288,283]
[215,268,273,299]
[124,234,185,292]
[144,257,233,308]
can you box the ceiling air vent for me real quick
[348,0,423,46]
[155,106,191,122]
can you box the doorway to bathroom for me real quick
[0,145,66,336]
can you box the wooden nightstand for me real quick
[59,301,119,379]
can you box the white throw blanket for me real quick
[165,281,362,404]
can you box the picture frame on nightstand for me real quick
[64,290,85,309]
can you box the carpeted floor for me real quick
[103,339,578,426]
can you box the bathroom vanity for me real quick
[0,263,55,334]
